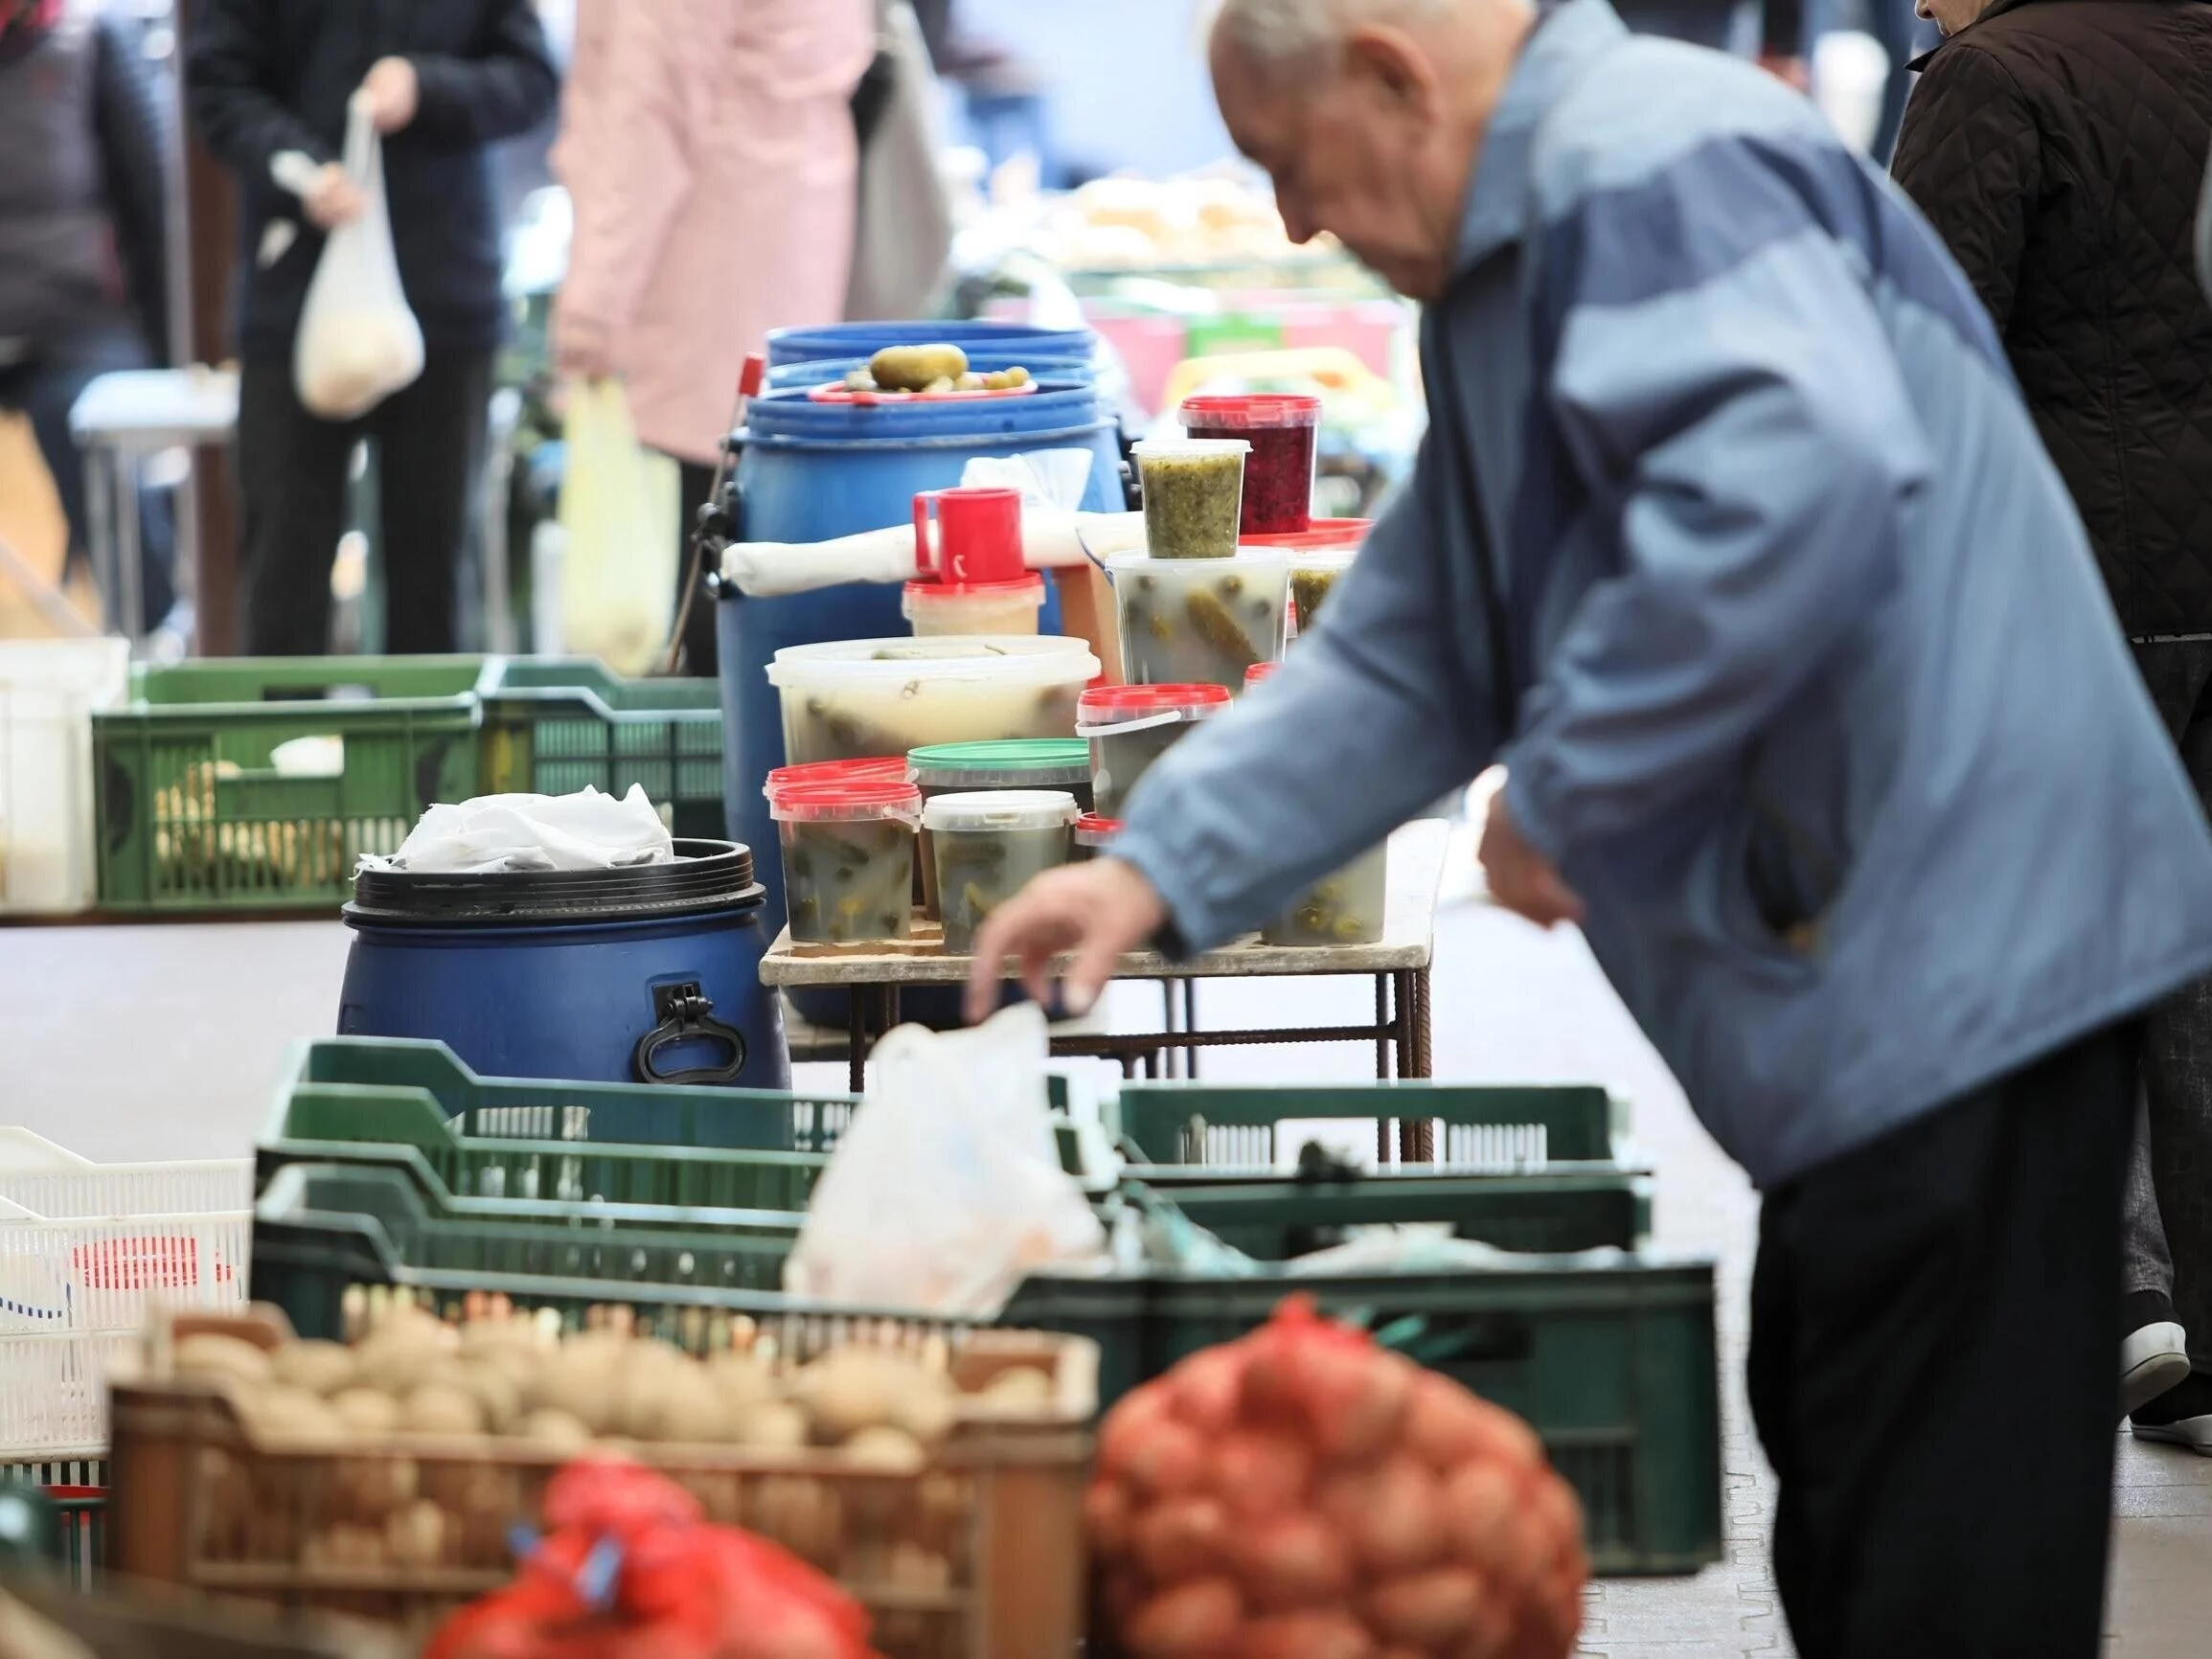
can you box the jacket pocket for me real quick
[1739,787,1848,959]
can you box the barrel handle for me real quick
[633,981,748,1086]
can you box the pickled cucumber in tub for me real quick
[1111,552,1288,693]
[768,779,921,945]
[765,637,1100,765]
[924,790,1079,953]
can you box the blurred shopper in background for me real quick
[1892,0,2212,1453]
[552,0,875,677]
[189,0,558,656]
[0,0,176,631]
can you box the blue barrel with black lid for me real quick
[337,839,788,1090]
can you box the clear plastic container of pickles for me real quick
[767,777,922,946]
[1133,437,1251,559]
[1073,812,1122,863]
[764,635,1100,764]
[1246,518,1371,642]
[1110,550,1288,692]
[1245,662,1388,945]
[923,788,1080,952]
[906,739,1093,920]
[1077,682,1232,818]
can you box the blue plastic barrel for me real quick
[764,320,1099,370]
[337,842,789,1090]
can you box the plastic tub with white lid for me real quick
[764,634,1100,765]
[921,788,1080,951]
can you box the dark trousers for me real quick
[1749,1021,2133,1659]
[674,457,718,678]
[0,323,176,626]
[2124,639,2212,1369]
[235,348,491,655]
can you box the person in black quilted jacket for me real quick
[1893,0,2212,1456]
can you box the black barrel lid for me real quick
[346,838,761,928]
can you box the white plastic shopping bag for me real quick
[783,1004,1109,1316]
[559,379,679,676]
[293,94,425,420]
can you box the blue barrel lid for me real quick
[764,321,1099,369]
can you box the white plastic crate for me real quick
[0,638,129,916]
[0,1132,252,1335]
[0,1332,133,1462]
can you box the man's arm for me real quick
[185,0,329,179]
[1890,45,2039,331]
[1110,438,1500,953]
[1500,174,1934,875]
[403,0,559,149]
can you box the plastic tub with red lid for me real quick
[764,757,909,802]
[1072,813,1122,862]
[902,574,1047,638]
[1245,517,1371,637]
[1076,682,1232,819]
[767,778,922,945]
[1180,394,1321,535]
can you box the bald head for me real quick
[1207,0,1533,299]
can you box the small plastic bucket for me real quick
[907,739,1093,918]
[1244,518,1370,639]
[921,788,1079,952]
[1111,550,1288,692]
[1073,812,1123,862]
[764,757,910,800]
[1179,394,1320,537]
[1076,682,1232,819]
[1132,437,1251,560]
[902,574,1047,638]
[769,779,922,946]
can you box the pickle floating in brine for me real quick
[1185,584,1262,671]
[781,817,915,944]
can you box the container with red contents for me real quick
[1180,393,1321,535]
[1244,661,1388,945]
[1076,682,1232,819]
[766,777,921,946]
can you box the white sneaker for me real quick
[2122,1293,2194,1420]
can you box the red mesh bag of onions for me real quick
[1085,1295,1586,1659]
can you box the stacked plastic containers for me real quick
[765,761,923,947]
[1076,683,1231,819]
[1113,434,1288,691]
[907,739,1091,921]
[1179,395,1321,536]
[903,486,1046,639]
[1246,661,1388,946]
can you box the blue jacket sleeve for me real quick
[1501,226,1931,869]
[1111,440,1501,951]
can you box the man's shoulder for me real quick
[1952,0,2212,66]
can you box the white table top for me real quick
[760,819,1448,988]
[68,367,239,447]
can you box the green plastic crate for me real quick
[93,658,491,913]
[1114,1080,1626,1166]
[1130,1167,1653,1258]
[479,659,723,840]
[250,1164,1719,1574]
[262,1038,848,1205]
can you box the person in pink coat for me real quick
[552,0,877,672]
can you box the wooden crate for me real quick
[108,1308,1095,1659]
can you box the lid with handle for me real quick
[920,788,1082,832]
[906,739,1090,788]
[768,780,923,823]
[1078,681,1232,735]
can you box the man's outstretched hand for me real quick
[965,858,1167,1024]
[1478,787,1585,929]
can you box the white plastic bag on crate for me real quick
[784,1003,1108,1316]
[292,94,424,420]
[363,784,673,875]
[559,379,679,675]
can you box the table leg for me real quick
[1158,979,1179,1079]
[1181,979,1199,1079]
[846,991,869,1094]
[115,454,145,642]
[1403,967,1433,1078]
[83,451,120,635]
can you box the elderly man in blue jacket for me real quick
[970,0,2212,1648]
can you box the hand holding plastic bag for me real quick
[559,379,679,676]
[784,1004,1108,1315]
[293,93,424,420]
